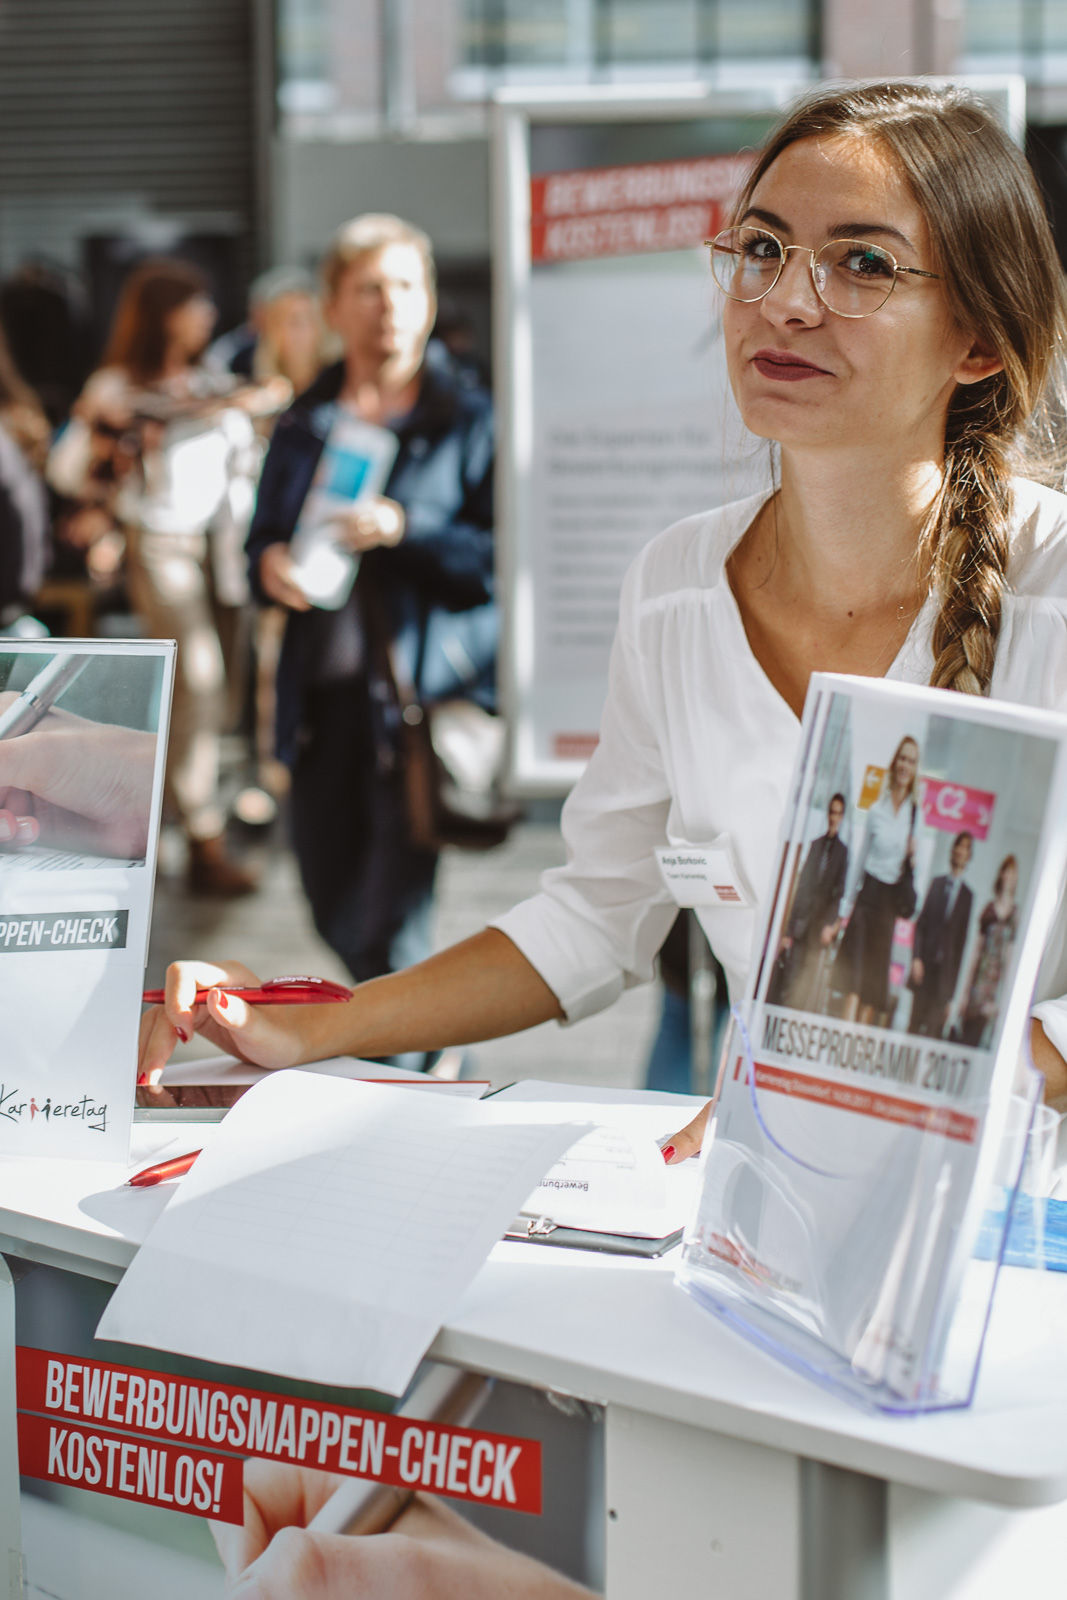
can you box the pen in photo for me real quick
[308,1367,491,1537]
[0,653,93,740]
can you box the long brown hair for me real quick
[102,257,211,385]
[994,854,1019,898]
[734,81,1067,697]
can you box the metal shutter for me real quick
[0,0,258,298]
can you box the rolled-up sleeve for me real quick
[492,551,677,1022]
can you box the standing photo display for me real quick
[0,639,174,1162]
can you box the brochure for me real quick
[677,672,1067,1410]
[0,639,174,1162]
[288,411,398,609]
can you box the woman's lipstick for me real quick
[752,348,830,382]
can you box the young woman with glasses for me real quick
[138,81,1067,1593]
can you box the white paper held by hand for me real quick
[97,1072,590,1393]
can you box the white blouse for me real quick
[493,477,1067,1064]
[857,789,915,888]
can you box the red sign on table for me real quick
[17,1348,542,1519]
[530,154,750,263]
[17,1412,244,1522]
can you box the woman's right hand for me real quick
[259,542,312,611]
[137,960,325,1085]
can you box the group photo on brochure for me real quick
[767,690,1046,1055]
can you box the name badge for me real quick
[655,838,754,909]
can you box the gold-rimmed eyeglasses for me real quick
[706,226,940,319]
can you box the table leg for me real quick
[604,1403,802,1599]
[803,1460,887,1600]
[0,1257,23,1599]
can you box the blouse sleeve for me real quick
[491,550,678,1022]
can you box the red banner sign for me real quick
[530,154,750,263]
[17,1413,244,1523]
[17,1349,542,1516]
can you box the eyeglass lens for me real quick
[710,228,898,317]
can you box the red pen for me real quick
[126,1149,202,1187]
[142,974,352,1007]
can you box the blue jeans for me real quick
[644,988,694,1095]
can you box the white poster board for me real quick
[0,639,174,1161]
[492,88,788,794]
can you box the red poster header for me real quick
[17,1348,542,1515]
[530,154,750,263]
[17,1413,245,1523]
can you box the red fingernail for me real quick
[215,993,230,1014]
[176,1027,189,1043]
[137,1072,147,1085]
[15,815,39,843]
[661,1145,676,1164]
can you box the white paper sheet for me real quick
[510,1101,703,1237]
[97,1071,589,1393]
[483,1100,700,1235]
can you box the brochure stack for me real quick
[677,673,1067,1412]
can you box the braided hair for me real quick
[733,81,1067,695]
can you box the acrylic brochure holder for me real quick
[676,1005,1044,1414]
[675,672,1067,1415]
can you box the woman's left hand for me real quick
[339,497,406,553]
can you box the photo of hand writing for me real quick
[212,1461,591,1600]
[0,647,163,869]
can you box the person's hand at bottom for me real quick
[213,1462,593,1599]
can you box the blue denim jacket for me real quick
[247,344,496,766]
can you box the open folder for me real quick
[498,1082,707,1257]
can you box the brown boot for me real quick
[187,834,258,897]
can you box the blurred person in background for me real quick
[0,259,94,428]
[247,214,495,1053]
[49,257,286,893]
[208,265,335,396]
[209,266,338,810]
[0,324,50,629]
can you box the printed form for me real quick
[512,1102,703,1237]
[98,1071,590,1394]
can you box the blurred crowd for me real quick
[0,221,498,1021]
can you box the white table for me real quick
[2,1131,1067,1600]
